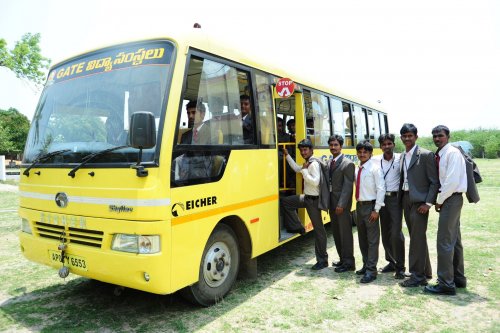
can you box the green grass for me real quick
[0,159,498,332]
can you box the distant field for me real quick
[0,159,498,332]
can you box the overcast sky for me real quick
[1,0,499,137]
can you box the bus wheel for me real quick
[181,224,240,306]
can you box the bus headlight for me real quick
[21,218,32,234]
[111,234,160,254]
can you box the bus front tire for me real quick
[180,224,240,306]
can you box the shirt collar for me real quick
[438,143,451,157]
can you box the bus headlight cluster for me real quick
[21,218,32,234]
[111,234,160,254]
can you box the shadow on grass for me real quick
[0,232,318,332]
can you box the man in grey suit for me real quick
[399,123,439,287]
[326,135,356,273]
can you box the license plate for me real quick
[49,250,88,271]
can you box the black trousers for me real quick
[379,195,405,271]
[356,202,380,273]
[329,199,355,267]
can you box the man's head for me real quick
[356,140,373,164]
[240,95,251,117]
[432,125,450,150]
[186,100,206,128]
[400,123,418,151]
[298,138,314,160]
[277,117,284,134]
[328,134,344,157]
[378,133,396,156]
[287,119,295,134]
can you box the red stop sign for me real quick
[276,78,295,98]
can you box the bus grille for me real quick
[35,222,104,248]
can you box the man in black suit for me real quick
[326,135,356,273]
[399,123,439,287]
[180,100,210,144]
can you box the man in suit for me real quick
[399,123,439,287]
[326,135,356,273]
[180,100,210,144]
[241,95,254,144]
[424,125,467,295]
[374,134,406,279]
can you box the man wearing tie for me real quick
[354,140,385,283]
[326,135,356,273]
[180,100,210,144]
[399,123,439,287]
[424,125,468,295]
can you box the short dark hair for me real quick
[431,125,450,136]
[298,138,313,149]
[186,100,206,113]
[400,123,418,135]
[287,119,295,126]
[356,140,373,153]
[328,134,344,146]
[378,133,395,144]
[277,117,284,124]
[240,94,250,102]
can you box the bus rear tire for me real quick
[180,224,240,306]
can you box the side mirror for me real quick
[129,111,156,149]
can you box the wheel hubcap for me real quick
[203,241,231,287]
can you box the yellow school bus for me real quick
[18,30,387,305]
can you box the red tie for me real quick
[330,159,336,171]
[355,166,363,201]
[193,128,198,143]
[435,153,440,174]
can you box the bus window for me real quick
[304,90,330,147]
[379,112,388,134]
[255,71,276,146]
[366,109,375,145]
[353,105,368,144]
[330,97,346,139]
[370,110,381,146]
[343,102,354,147]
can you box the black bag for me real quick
[455,146,481,203]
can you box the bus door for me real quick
[274,87,308,239]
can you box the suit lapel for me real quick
[408,145,420,170]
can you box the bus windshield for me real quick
[23,40,174,165]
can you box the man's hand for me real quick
[369,211,379,223]
[282,147,288,156]
[435,203,442,212]
[417,204,430,214]
[335,206,344,215]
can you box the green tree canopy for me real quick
[0,108,31,154]
[0,33,51,85]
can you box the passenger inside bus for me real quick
[286,118,296,142]
[240,94,253,144]
[180,100,211,144]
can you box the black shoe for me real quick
[380,263,396,273]
[334,265,355,273]
[424,283,456,295]
[399,278,428,288]
[331,260,343,267]
[454,278,467,288]
[426,275,433,280]
[394,270,406,280]
[360,273,377,284]
[311,262,328,270]
[355,267,366,276]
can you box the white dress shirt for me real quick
[436,143,467,205]
[355,159,386,212]
[374,153,401,192]
[286,154,320,196]
[401,145,417,190]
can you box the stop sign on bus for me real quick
[276,78,295,98]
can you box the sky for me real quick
[1,0,499,137]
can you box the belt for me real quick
[357,200,375,206]
[385,191,398,197]
[304,195,319,200]
[451,192,463,196]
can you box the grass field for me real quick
[0,160,498,332]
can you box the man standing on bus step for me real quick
[180,100,210,144]
[374,134,406,279]
[354,140,385,283]
[424,125,467,296]
[325,135,356,273]
[281,139,328,270]
[399,123,439,288]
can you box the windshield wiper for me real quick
[23,149,72,176]
[68,145,128,178]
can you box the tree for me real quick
[0,108,31,154]
[0,33,51,85]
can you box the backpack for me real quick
[454,145,481,203]
[309,157,330,211]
